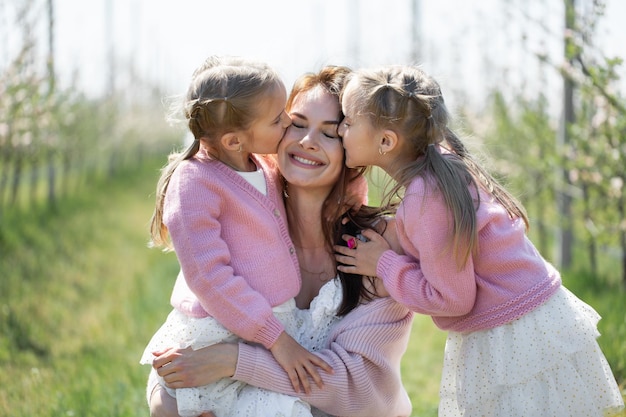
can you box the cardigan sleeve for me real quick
[376,179,477,318]
[233,299,413,417]
[165,164,284,349]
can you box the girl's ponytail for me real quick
[149,139,200,249]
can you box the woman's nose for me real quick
[299,130,319,149]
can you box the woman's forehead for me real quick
[292,87,339,115]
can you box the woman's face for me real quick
[278,86,344,191]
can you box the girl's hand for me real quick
[152,344,238,389]
[334,228,390,277]
[269,332,333,394]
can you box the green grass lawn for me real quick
[0,161,623,416]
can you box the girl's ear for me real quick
[379,129,399,154]
[220,132,242,152]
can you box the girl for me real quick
[335,64,625,417]
[149,66,413,417]
[140,56,331,417]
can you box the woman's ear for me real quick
[379,129,399,154]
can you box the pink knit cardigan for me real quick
[167,150,301,349]
[377,174,561,333]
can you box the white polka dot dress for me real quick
[439,287,625,417]
[141,279,343,417]
[140,299,312,417]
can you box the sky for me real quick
[2,0,626,113]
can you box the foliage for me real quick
[0,0,178,216]
[467,0,626,285]
[0,159,178,416]
[558,0,626,284]
[474,90,558,258]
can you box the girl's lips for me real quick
[289,152,324,167]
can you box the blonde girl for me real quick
[140,56,330,417]
[335,64,624,417]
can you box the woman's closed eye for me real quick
[291,121,339,139]
[322,128,340,139]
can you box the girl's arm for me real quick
[335,185,477,317]
[268,331,333,393]
[377,186,477,316]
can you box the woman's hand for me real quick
[152,343,238,389]
[269,332,333,394]
[334,228,390,277]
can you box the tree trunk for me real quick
[581,183,597,276]
[10,152,23,207]
[618,193,626,287]
[47,149,56,209]
[29,157,39,207]
[557,0,576,268]
[0,150,10,210]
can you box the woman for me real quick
[150,66,414,417]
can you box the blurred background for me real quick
[1,0,625,415]
[4,0,626,104]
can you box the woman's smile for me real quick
[289,152,325,167]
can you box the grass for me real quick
[0,160,623,416]
[0,160,179,416]
[401,316,445,416]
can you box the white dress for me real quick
[141,279,343,417]
[231,278,343,417]
[439,286,625,417]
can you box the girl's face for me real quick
[246,83,291,154]
[338,81,381,169]
[278,87,344,191]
